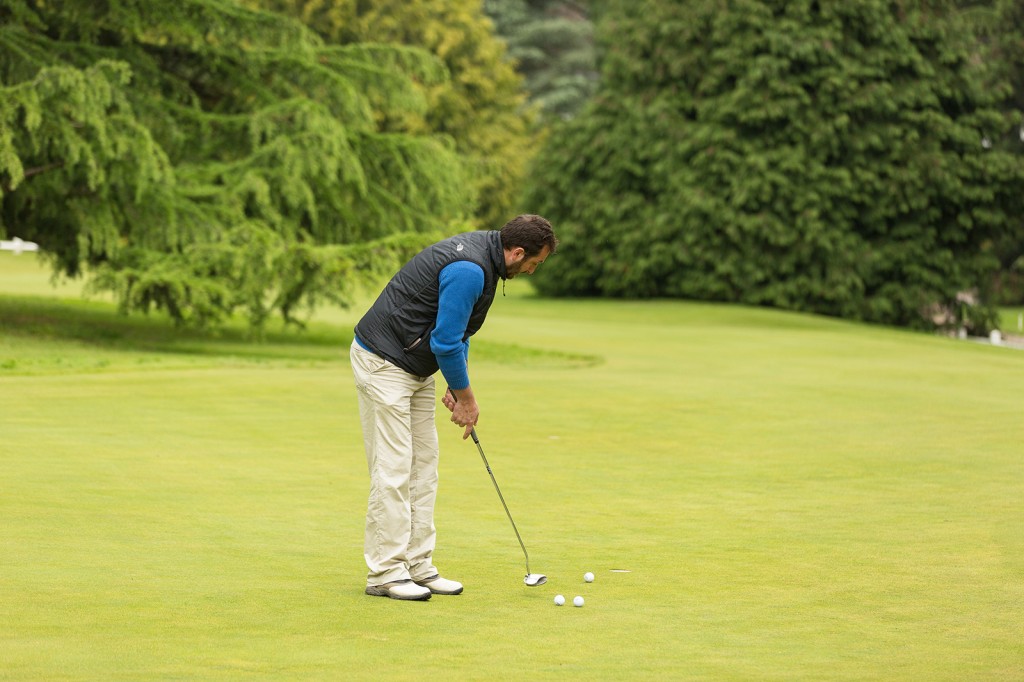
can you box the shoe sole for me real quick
[365,585,431,601]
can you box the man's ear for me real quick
[511,247,525,260]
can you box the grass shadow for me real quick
[0,295,602,369]
[0,295,350,362]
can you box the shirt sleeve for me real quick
[431,260,484,390]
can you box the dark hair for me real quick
[499,214,558,258]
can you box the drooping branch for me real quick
[21,160,65,179]
[2,160,65,193]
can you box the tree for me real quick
[483,0,598,120]
[524,0,1024,331]
[1,0,473,330]
[241,0,537,229]
[955,0,1024,304]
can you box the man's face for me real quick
[506,245,551,278]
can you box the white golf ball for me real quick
[554,594,565,606]
[573,595,584,607]
[584,572,594,583]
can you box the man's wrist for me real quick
[450,386,475,404]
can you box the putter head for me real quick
[524,573,547,587]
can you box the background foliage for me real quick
[525,0,1024,331]
[4,0,1024,333]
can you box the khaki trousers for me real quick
[350,341,440,586]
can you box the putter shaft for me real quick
[470,428,532,576]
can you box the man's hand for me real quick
[442,387,457,413]
[444,387,479,440]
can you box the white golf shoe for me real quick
[365,579,432,601]
[414,575,464,595]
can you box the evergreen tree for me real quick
[525,0,1024,331]
[1,0,472,330]
[242,0,536,229]
[992,0,1024,304]
[483,0,598,120]
[956,0,1024,303]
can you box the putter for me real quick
[470,428,547,587]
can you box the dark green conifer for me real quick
[526,0,1024,330]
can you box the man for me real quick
[350,214,557,601]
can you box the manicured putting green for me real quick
[2,251,1022,680]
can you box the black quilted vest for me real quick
[354,231,506,377]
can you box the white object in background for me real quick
[989,330,1002,345]
[0,237,39,254]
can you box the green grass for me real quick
[2,251,1023,680]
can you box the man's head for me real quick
[500,214,558,278]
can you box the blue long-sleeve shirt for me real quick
[430,260,484,390]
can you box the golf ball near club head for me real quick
[573,596,585,607]
[584,571,595,583]
[554,594,565,606]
